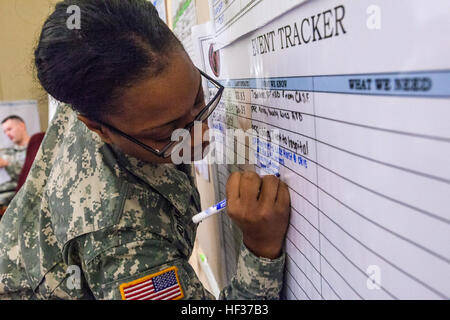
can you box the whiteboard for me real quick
[210,0,307,48]
[197,0,450,299]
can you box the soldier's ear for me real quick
[19,121,26,130]
[77,115,113,144]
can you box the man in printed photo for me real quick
[0,115,30,209]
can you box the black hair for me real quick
[34,0,183,120]
[1,115,25,125]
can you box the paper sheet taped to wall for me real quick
[197,0,450,299]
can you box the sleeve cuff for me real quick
[233,242,286,299]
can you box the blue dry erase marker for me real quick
[192,173,280,224]
[192,199,227,224]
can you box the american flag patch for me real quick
[119,266,184,300]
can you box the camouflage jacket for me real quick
[0,145,27,182]
[0,103,285,300]
[0,144,27,206]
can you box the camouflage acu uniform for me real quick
[0,103,285,300]
[0,145,27,206]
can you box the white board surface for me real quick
[198,0,450,299]
[210,0,308,48]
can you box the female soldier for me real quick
[0,0,290,299]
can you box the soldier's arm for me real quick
[3,152,25,180]
[74,230,285,300]
[220,172,291,300]
[73,231,216,300]
[67,181,216,300]
[68,172,290,300]
[219,242,286,300]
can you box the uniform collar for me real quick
[110,146,200,216]
[13,144,27,151]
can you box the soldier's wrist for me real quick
[243,237,283,260]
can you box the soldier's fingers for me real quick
[276,181,290,208]
[258,175,279,206]
[239,171,261,202]
[226,171,241,201]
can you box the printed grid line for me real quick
[211,76,450,299]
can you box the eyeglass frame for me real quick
[93,68,224,159]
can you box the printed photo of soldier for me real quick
[0,116,30,210]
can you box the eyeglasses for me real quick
[95,68,224,158]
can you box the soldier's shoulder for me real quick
[37,103,175,257]
[41,103,128,245]
[64,181,174,265]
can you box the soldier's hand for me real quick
[0,158,8,168]
[226,171,290,259]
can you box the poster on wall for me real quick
[172,0,198,59]
[200,0,450,299]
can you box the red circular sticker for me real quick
[208,44,220,77]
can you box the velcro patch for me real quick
[119,266,184,300]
